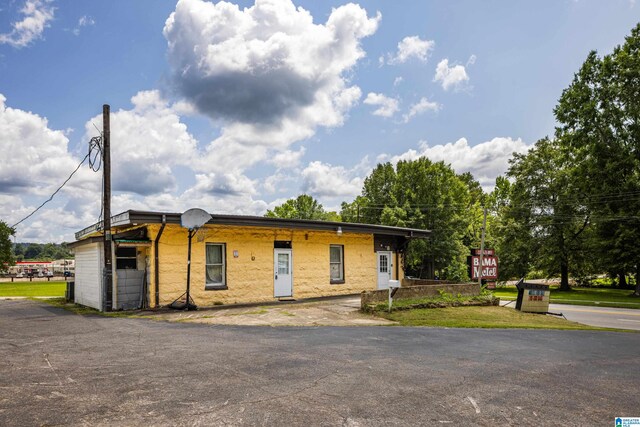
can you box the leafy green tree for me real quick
[0,221,16,273]
[339,163,400,225]
[458,172,496,253]
[554,24,640,295]
[12,242,72,261]
[24,243,41,259]
[265,194,337,221]
[489,176,534,281]
[355,158,472,281]
[504,137,591,290]
[353,162,397,224]
[399,159,472,280]
[340,196,369,223]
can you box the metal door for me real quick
[377,251,392,289]
[274,249,293,297]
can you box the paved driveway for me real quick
[1,299,639,426]
[548,303,640,330]
[500,301,640,331]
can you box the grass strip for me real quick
[0,281,66,297]
[493,286,640,309]
[377,305,626,331]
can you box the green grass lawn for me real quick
[0,281,66,297]
[378,305,622,330]
[493,286,640,309]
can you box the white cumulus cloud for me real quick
[402,97,440,123]
[301,160,366,198]
[387,137,531,190]
[434,59,470,91]
[72,15,95,36]
[0,94,96,197]
[84,90,198,196]
[386,35,434,65]
[163,0,379,173]
[363,92,399,118]
[0,0,55,48]
[269,147,306,169]
[0,94,103,240]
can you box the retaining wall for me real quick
[361,281,480,309]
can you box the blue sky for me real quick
[0,0,638,242]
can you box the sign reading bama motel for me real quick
[467,249,499,280]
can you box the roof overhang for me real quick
[75,210,431,241]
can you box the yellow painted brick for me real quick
[145,224,402,307]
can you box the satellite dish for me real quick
[181,208,211,230]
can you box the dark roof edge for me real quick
[67,236,103,249]
[75,210,431,240]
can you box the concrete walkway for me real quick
[149,295,395,326]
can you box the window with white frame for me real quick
[330,245,344,283]
[205,243,226,289]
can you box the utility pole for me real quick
[478,206,487,287]
[103,104,113,312]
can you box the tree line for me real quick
[267,24,640,296]
[0,220,73,272]
[12,242,73,261]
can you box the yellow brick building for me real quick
[70,210,430,311]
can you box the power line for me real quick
[11,135,103,229]
[11,153,90,228]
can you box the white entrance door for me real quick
[274,249,293,297]
[377,251,392,289]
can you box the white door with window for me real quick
[377,251,392,289]
[274,249,293,297]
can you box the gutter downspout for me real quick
[395,250,399,283]
[154,215,166,308]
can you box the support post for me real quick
[103,104,113,312]
[478,206,487,287]
[186,229,193,308]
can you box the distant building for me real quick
[7,260,74,276]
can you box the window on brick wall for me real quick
[205,243,226,289]
[330,244,344,284]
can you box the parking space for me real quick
[1,298,639,426]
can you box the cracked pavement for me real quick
[1,298,639,426]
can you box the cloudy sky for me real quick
[0,0,638,242]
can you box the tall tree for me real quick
[554,24,640,295]
[359,162,397,224]
[505,137,591,290]
[355,158,472,280]
[265,194,337,221]
[490,176,534,281]
[458,172,495,252]
[0,221,15,273]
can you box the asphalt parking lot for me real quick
[1,299,639,426]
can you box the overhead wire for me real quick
[11,135,103,229]
[11,153,90,228]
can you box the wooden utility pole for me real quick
[103,104,113,311]
[478,206,487,286]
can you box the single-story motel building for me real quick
[69,210,431,311]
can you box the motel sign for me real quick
[467,249,499,280]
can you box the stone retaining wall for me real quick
[361,281,480,309]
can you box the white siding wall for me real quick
[74,242,103,310]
